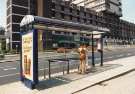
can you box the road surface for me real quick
[0,48,135,85]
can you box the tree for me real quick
[0,27,5,35]
[1,39,6,51]
[0,26,6,53]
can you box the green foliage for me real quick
[0,51,5,59]
[1,39,6,51]
[9,50,17,54]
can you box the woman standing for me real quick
[78,45,86,74]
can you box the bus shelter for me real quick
[20,15,109,89]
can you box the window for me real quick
[12,6,28,15]
[12,0,28,7]
[51,11,55,17]
[52,3,55,9]
[89,13,92,18]
[61,13,65,19]
[70,8,72,13]
[90,20,92,24]
[77,17,80,22]
[77,10,80,15]
[12,15,23,23]
[61,5,64,11]
[12,33,20,41]
[84,19,86,23]
[70,15,72,20]
[84,12,86,16]
[12,24,20,32]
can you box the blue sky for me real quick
[121,0,135,23]
[0,0,135,27]
[0,0,6,27]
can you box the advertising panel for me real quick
[97,40,101,50]
[22,32,34,81]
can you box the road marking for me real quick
[107,56,113,59]
[127,53,131,56]
[119,54,124,57]
[0,66,14,69]
[117,54,123,57]
[0,67,5,69]
[3,67,17,71]
[0,73,19,78]
[95,58,100,60]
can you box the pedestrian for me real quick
[83,45,89,70]
[78,45,86,74]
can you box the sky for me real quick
[0,0,135,27]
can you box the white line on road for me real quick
[3,67,17,71]
[127,53,131,56]
[117,54,124,58]
[107,56,113,59]
[119,54,124,57]
[0,66,15,69]
[0,73,19,78]
[95,58,100,60]
[0,67,5,69]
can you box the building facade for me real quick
[6,0,29,50]
[6,0,135,50]
[71,0,122,16]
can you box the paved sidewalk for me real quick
[0,56,135,94]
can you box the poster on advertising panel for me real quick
[97,41,101,50]
[22,32,34,81]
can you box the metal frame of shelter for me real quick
[20,15,109,89]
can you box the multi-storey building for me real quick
[71,0,122,17]
[71,0,123,43]
[120,20,135,44]
[6,0,29,50]
[6,0,135,50]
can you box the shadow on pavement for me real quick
[36,64,122,90]
[36,77,72,90]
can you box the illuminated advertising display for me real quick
[22,32,34,81]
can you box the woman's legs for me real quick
[79,60,82,73]
[81,59,86,74]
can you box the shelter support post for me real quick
[100,34,103,66]
[91,32,95,67]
